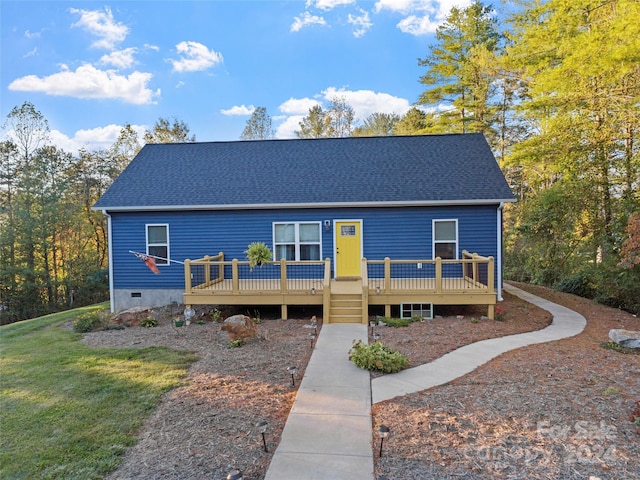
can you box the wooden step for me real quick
[329,293,362,323]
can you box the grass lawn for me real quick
[0,304,197,479]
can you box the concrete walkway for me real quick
[371,283,587,403]
[265,283,587,478]
[265,324,373,480]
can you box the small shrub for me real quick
[495,306,506,321]
[381,316,421,328]
[227,338,245,349]
[470,317,479,324]
[73,312,107,333]
[212,308,222,322]
[141,317,158,328]
[601,341,639,354]
[349,340,408,373]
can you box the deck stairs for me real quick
[328,278,364,324]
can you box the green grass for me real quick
[0,305,197,479]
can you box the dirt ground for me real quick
[80,283,640,480]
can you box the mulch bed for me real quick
[79,284,640,479]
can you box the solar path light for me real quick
[287,365,297,387]
[256,421,268,452]
[378,424,390,457]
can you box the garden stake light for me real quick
[309,331,316,349]
[287,365,297,387]
[378,424,390,457]
[227,469,243,480]
[373,332,381,342]
[369,321,375,336]
[256,421,268,452]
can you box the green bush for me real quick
[73,312,107,333]
[141,317,158,328]
[378,316,421,328]
[349,340,408,373]
[556,272,597,298]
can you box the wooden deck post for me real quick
[361,258,369,324]
[383,257,391,293]
[435,257,442,294]
[232,258,239,293]
[280,258,287,294]
[323,258,331,324]
[219,252,225,281]
[184,259,192,293]
[204,255,210,285]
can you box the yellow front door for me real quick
[335,221,362,277]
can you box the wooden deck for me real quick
[183,251,496,323]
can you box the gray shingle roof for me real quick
[93,133,515,210]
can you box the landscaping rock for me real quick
[111,306,153,327]
[221,314,259,343]
[608,329,640,349]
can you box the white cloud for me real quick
[220,104,255,116]
[374,0,472,35]
[278,97,321,115]
[24,29,42,39]
[348,9,373,37]
[70,6,129,49]
[291,12,328,32]
[100,47,138,69]
[310,0,355,10]
[24,47,38,58]
[8,64,159,105]
[322,86,411,120]
[276,115,305,139]
[50,124,147,155]
[169,41,223,72]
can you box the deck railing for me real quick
[185,250,494,296]
[364,250,494,294]
[185,252,329,295]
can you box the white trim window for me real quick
[146,224,169,265]
[273,222,321,261]
[433,219,458,259]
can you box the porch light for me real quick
[311,287,316,295]
[256,421,268,452]
[227,469,243,480]
[376,285,381,295]
[287,365,297,387]
[378,424,390,457]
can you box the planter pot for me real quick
[174,320,184,327]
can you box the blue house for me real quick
[93,133,515,322]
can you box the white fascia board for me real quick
[92,198,516,212]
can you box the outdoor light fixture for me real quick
[287,365,297,387]
[378,424,390,457]
[227,469,243,480]
[309,331,316,349]
[256,421,268,452]
[376,285,381,295]
[311,286,316,295]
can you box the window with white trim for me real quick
[433,219,458,259]
[273,222,321,261]
[146,224,169,265]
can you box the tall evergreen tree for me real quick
[418,1,501,136]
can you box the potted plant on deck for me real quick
[245,242,273,269]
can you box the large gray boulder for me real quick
[608,329,640,349]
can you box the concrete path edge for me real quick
[371,282,587,404]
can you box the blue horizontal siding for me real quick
[109,205,500,289]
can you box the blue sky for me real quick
[1,0,478,154]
